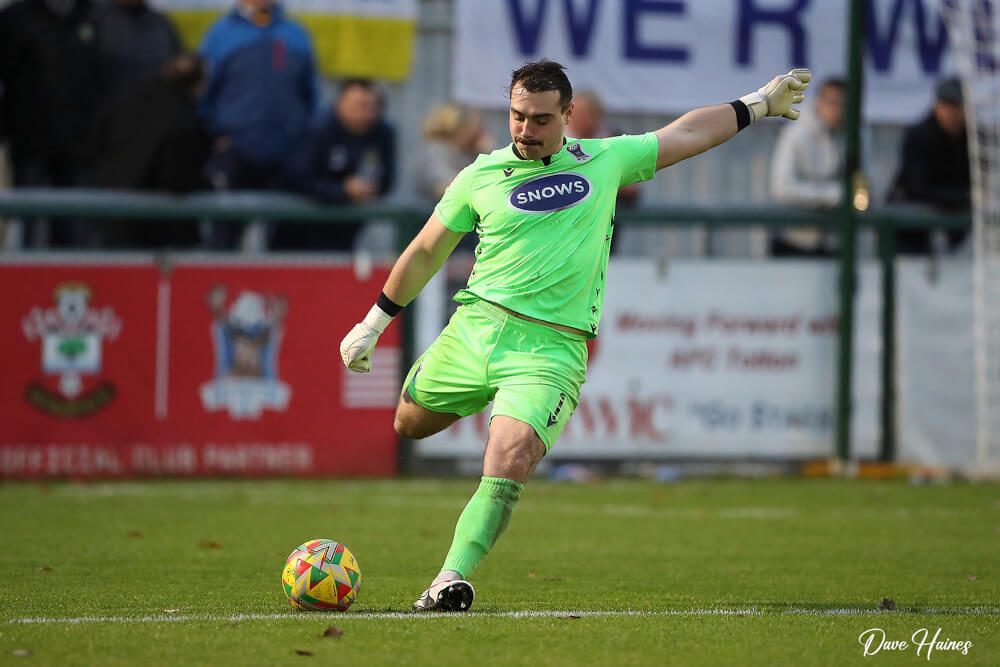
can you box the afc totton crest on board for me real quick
[199,285,291,419]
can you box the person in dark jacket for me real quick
[273,78,396,251]
[890,77,971,254]
[89,53,207,193]
[91,0,182,99]
[85,53,209,248]
[0,0,104,246]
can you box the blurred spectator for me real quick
[566,90,611,139]
[199,0,319,248]
[0,0,104,246]
[83,53,209,248]
[89,54,207,193]
[566,90,640,209]
[890,77,971,254]
[413,103,491,202]
[273,79,396,251]
[91,0,182,99]
[768,76,845,257]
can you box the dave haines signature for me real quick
[859,628,973,659]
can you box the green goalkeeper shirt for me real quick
[434,133,659,337]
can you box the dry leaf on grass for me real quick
[294,649,313,656]
[127,530,143,538]
[36,566,52,573]
[321,626,344,638]
[879,598,896,611]
[199,541,223,549]
[968,575,978,581]
[556,615,582,619]
[162,609,182,614]
[12,649,33,657]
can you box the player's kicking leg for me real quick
[393,386,478,611]
[412,416,545,612]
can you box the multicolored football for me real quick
[281,539,361,611]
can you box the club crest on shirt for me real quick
[507,173,592,214]
[567,143,590,162]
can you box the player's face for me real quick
[509,85,571,160]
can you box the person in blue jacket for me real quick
[198,0,319,247]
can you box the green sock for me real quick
[441,476,524,578]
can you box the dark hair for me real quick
[338,77,384,112]
[339,78,376,97]
[509,60,572,110]
[935,77,962,105]
[819,77,846,93]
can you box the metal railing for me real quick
[0,188,972,465]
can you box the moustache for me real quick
[516,138,542,146]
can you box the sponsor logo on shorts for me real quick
[507,173,592,214]
[547,392,567,427]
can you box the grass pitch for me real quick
[1,477,998,665]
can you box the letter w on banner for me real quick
[453,0,955,122]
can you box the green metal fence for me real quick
[0,188,971,464]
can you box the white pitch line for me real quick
[8,608,999,625]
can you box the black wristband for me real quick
[730,100,751,131]
[377,291,404,317]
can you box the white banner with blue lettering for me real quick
[414,260,884,460]
[453,0,955,122]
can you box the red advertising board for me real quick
[0,256,399,477]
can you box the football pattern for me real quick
[282,539,361,611]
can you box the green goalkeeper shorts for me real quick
[403,299,588,452]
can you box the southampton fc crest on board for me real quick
[199,285,291,419]
[21,282,122,417]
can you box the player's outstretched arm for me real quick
[654,68,810,171]
[339,213,465,372]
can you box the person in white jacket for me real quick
[769,76,845,257]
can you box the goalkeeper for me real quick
[340,60,810,612]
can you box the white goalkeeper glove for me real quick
[739,68,811,122]
[340,304,395,373]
